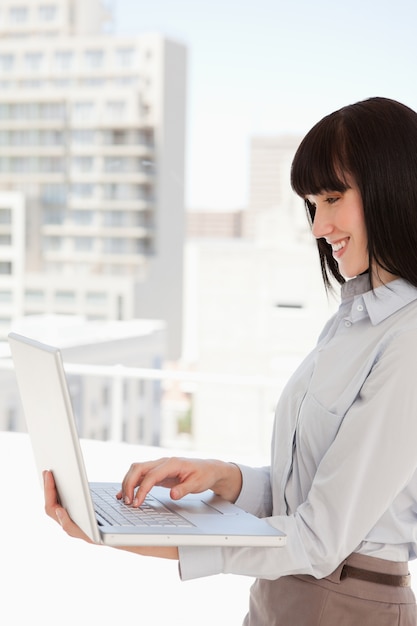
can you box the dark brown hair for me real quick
[291,97,417,290]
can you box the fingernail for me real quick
[56,508,64,526]
[124,496,131,505]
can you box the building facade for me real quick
[181,134,338,457]
[0,0,186,358]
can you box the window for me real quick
[103,183,133,201]
[135,237,153,254]
[11,157,32,173]
[10,130,24,145]
[113,77,138,88]
[112,130,127,145]
[41,102,66,120]
[71,183,94,198]
[86,292,107,305]
[71,129,95,144]
[115,47,135,67]
[275,303,303,309]
[103,238,128,254]
[40,156,65,173]
[43,208,64,225]
[43,236,61,251]
[55,290,75,303]
[54,51,73,70]
[24,52,43,71]
[0,54,14,72]
[84,49,103,69]
[0,208,12,224]
[25,289,44,301]
[39,4,57,21]
[72,210,94,225]
[0,262,12,274]
[0,290,11,301]
[0,157,10,172]
[11,103,26,119]
[72,156,93,172]
[103,211,127,227]
[53,79,71,88]
[7,407,17,431]
[42,184,67,205]
[106,101,126,119]
[73,101,94,120]
[20,80,43,89]
[102,385,110,406]
[104,157,125,172]
[74,237,93,252]
[9,6,28,23]
[0,104,9,119]
[41,130,63,146]
[81,78,104,87]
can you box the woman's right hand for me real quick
[116,457,242,508]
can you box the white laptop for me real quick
[8,332,286,548]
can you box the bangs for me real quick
[291,113,351,198]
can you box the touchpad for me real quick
[167,500,220,515]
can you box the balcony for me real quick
[0,350,277,625]
[0,430,252,626]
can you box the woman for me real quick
[44,97,417,625]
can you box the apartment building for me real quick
[0,0,186,358]
[182,135,337,456]
[249,135,302,210]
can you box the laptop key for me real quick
[91,485,194,528]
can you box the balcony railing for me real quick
[0,355,289,460]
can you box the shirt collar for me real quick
[341,275,417,325]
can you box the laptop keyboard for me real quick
[91,485,194,528]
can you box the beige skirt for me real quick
[243,553,417,626]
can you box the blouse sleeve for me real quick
[179,328,417,581]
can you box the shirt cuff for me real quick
[178,545,224,581]
[235,464,272,517]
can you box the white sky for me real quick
[113,0,417,210]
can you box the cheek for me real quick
[359,225,369,253]
[351,210,368,252]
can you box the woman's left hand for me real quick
[43,470,179,560]
[43,469,93,542]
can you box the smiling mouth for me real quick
[331,239,348,253]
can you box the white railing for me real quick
[0,355,291,458]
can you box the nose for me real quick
[311,204,333,240]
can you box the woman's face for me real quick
[306,177,395,284]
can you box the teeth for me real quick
[332,240,347,252]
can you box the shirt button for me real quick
[345,320,352,327]
[357,304,364,311]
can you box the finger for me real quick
[54,506,92,542]
[130,458,190,505]
[43,469,60,517]
[43,470,67,525]
[43,471,92,542]
[132,459,204,505]
[120,458,169,504]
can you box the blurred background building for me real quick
[0,0,186,359]
[0,0,336,457]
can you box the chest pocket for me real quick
[296,392,345,472]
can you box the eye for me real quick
[325,196,338,204]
